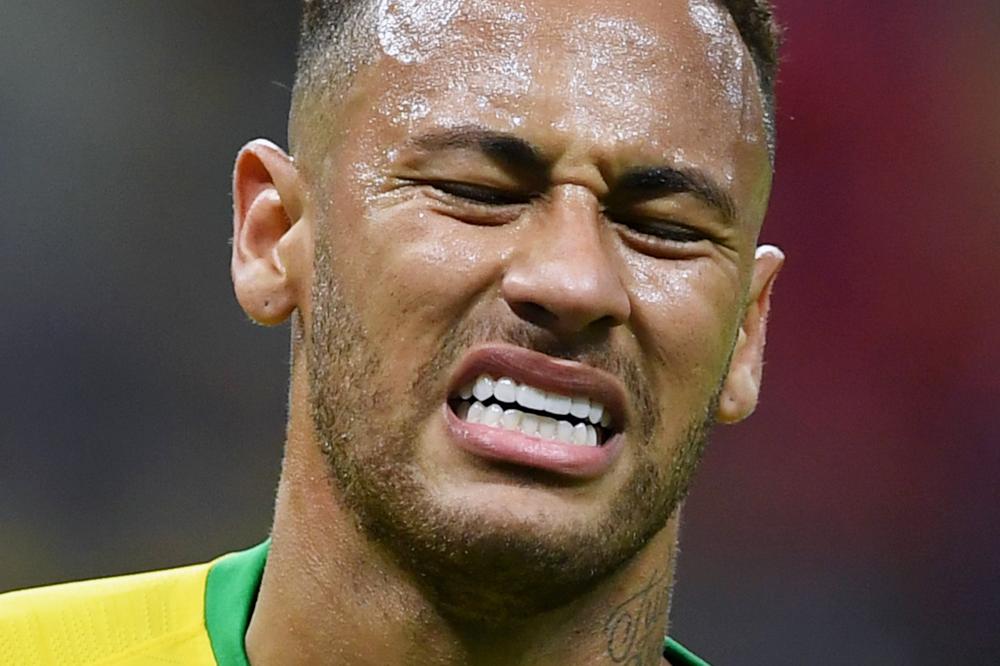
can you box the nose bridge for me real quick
[501,184,631,334]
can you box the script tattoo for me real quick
[603,569,670,665]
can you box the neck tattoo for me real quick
[603,569,671,665]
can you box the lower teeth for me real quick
[456,400,600,446]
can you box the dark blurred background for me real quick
[1,2,997,664]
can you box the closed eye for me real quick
[412,180,533,206]
[608,214,712,244]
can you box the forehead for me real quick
[327,0,768,192]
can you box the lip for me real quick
[444,404,625,479]
[442,344,628,479]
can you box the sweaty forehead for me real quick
[295,0,772,215]
[360,0,766,166]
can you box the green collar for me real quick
[204,541,709,666]
[204,541,268,666]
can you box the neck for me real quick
[246,374,680,666]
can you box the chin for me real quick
[344,464,668,622]
[428,472,617,526]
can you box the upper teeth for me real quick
[460,375,612,428]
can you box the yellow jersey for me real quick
[0,541,708,665]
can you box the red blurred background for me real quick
[1,2,997,663]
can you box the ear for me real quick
[231,139,307,325]
[716,245,785,424]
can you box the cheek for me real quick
[626,255,742,394]
[346,209,508,374]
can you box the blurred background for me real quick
[1,1,997,663]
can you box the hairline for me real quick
[290,0,778,163]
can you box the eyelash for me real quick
[426,181,532,207]
[416,180,710,246]
[608,215,710,244]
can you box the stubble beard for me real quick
[306,239,720,623]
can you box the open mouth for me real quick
[442,345,628,478]
[448,374,616,447]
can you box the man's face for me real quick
[298,0,772,615]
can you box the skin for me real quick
[230,0,784,664]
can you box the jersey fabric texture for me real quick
[0,542,709,665]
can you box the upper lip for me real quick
[447,344,628,431]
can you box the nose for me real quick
[501,185,631,336]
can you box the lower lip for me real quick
[443,403,624,480]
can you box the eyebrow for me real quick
[615,166,738,224]
[408,125,548,173]
[408,125,737,223]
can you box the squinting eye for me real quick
[429,181,531,206]
[610,215,710,244]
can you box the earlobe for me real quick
[231,139,307,326]
[716,245,784,424]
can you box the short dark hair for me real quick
[295,0,781,154]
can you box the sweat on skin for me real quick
[229,0,784,664]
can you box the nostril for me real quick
[591,314,620,330]
[508,301,557,329]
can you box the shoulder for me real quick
[0,561,217,665]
